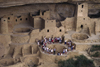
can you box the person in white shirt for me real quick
[65,49,67,54]
[44,47,47,53]
[37,41,40,46]
[46,47,49,53]
[65,40,67,45]
[61,53,63,56]
[51,49,53,54]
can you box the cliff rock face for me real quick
[0,0,68,7]
[0,4,75,20]
[0,0,100,7]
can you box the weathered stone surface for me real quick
[0,4,75,19]
[0,0,68,7]
[0,43,5,57]
[0,0,100,7]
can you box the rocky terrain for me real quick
[0,0,100,7]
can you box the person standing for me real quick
[64,40,67,45]
[51,49,53,54]
[49,37,51,44]
[52,38,54,43]
[65,49,67,54]
[37,41,40,46]
[53,48,56,55]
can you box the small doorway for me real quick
[81,25,83,29]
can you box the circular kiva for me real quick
[47,44,67,53]
[72,33,89,40]
[13,27,33,35]
[15,28,32,33]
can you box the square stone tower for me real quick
[44,20,57,37]
[76,3,89,33]
[1,18,8,34]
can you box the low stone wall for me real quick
[39,44,80,63]
[23,56,39,65]
[72,38,100,43]
[76,44,91,51]
[72,33,89,40]
[10,44,39,57]
[5,62,25,67]
[0,34,11,47]
[71,33,100,43]
[11,35,29,43]
[0,58,22,67]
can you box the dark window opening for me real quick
[0,17,3,20]
[32,14,35,16]
[37,10,40,15]
[8,17,10,20]
[59,29,62,32]
[26,18,28,20]
[4,20,5,21]
[82,5,84,8]
[17,16,21,18]
[83,18,85,20]
[42,11,46,15]
[78,3,81,5]
[47,30,49,32]
[32,10,40,16]
[16,19,17,22]
[81,25,83,29]
[20,18,22,21]
[2,55,4,58]
[11,14,13,15]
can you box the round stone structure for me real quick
[46,44,67,53]
[13,27,33,35]
[72,33,89,40]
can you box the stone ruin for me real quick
[0,0,100,67]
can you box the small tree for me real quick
[58,55,95,67]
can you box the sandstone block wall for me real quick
[61,17,76,31]
[2,14,30,33]
[0,35,11,47]
[76,3,89,33]
[11,35,29,44]
[34,17,45,29]
[1,18,8,34]
[76,44,91,51]
[6,63,25,67]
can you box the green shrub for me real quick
[58,55,95,67]
[92,52,100,57]
[90,45,100,52]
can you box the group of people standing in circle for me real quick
[36,36,63,47]
[36,36,76,56]
[64,39,76,51]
